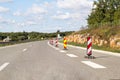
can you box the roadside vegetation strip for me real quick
[59,41,120,57]
[59,40,120,53]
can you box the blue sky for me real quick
[0,0,94,32]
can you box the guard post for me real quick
[85,36,95,59]
[63,37,67,50]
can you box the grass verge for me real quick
[59,41,120,53]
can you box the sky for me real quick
[0,0,95,33]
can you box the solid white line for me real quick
[48,42,67,53]
[59,42,120,57]
[58,42,86,50]
[0,62,9,71]
[81,61,106,69]
[93,49,120,57]
[23,48,27,52]
[66,54,78,57]
[48,42,59,51]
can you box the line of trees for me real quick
[0,31,74,41]
[87,0,120,28]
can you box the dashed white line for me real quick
[81,61,106,69]
[66,54,78,57]
[0,62,9,71]
[60,50,67,53]
[23,48,27,52]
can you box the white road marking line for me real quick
[48,42,67,53]
[60,50,67,53]
[66,54,78,57]
[48,42,60,50]
[59,42,120,57]
[23,48,27,52]
[0,62,9,71]
[58,42,86,50]
[81,61,106,69]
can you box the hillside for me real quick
[77,26,120,40]
[66,26,120,53]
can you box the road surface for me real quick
[0,41,120,80]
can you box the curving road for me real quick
[0,41,120,80]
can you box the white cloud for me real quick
[13,11,22,16]
[26,4,47,15]
[70,13,81,19]
[57,0,93,10]
[52,12,81,20]
[0,16,8,23]
[26,20,37,26]
[15,20,38,27]
[0,0,94,32]
[16,23,25,27]
[53,12,70,20]
[0,16,3,20]
[54,0,93,25]
[0,0,13,3]
[44,2,51,7]
[56,10,63,14]
[0,16,16,25]
[0,6,9,13]
[11,20,16,24]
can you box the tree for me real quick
[87,0,120,28]
[114,7,120,25]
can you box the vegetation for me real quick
[0,31,73,41]
[59,40,120,53]
[0,31,73,46]
[64,0,120,53]
[66,42,120,53]
[76,0,120,41]
[76,26,120,40]
[87,0,120,28]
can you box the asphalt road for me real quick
[0,40,120,80]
